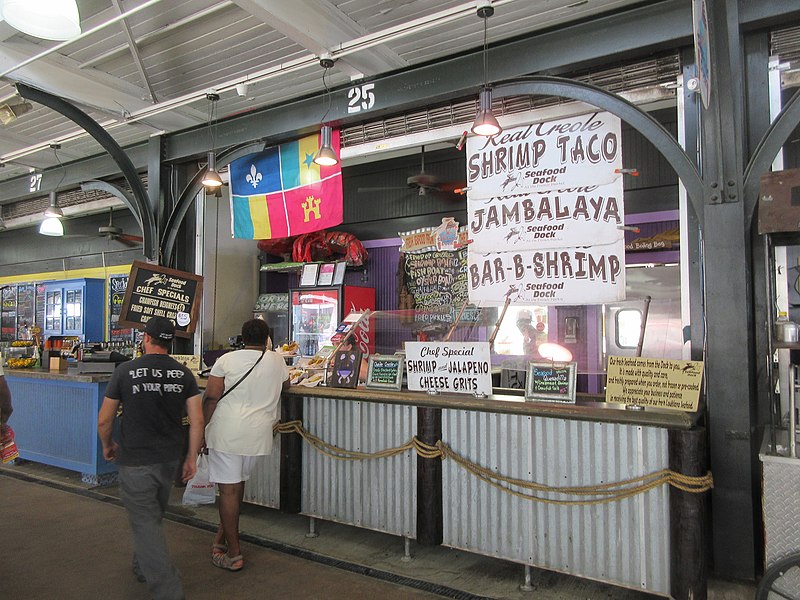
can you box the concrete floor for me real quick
[0,461,757,600]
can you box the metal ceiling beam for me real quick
[232,0,407,78]
[110,0,158,104]
[15,83,157,261]
[166,0,696,160]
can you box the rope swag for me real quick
[273,420,713,506]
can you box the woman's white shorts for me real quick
[206,448,258,484]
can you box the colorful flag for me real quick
[229,130,343,239]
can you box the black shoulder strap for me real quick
[218,349,266,401]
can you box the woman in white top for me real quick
[203,319,290,571]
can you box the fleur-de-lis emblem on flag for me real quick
[246,164,262,189]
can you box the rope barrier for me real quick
[273,420,713,505]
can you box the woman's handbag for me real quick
[1,425,19,464]
[182,453,215,505]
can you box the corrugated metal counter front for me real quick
[4,368,116,485]
[278,385,699,596]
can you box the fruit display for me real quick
[6,357,37,368]
[10,340,34,347]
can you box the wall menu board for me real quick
[109,274,133,340]
[525,362,577,403]
[403,247,472,324]
[118,261,203,338]
[366,354,404,390]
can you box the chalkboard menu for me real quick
[404,247,471,324]
[366,354,404,390]
[109,274,133,340]
[118,261,203,338]
[525,361,577,403]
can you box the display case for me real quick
[42,278,104,342]
[289,286,374,357]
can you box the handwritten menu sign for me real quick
[605,356,703,411]
[405,342,492,396]
[118,261,203,338]
[366,355,404,390]
[404,247,471,324]
[109,274,133,340]
[525,362,577,403]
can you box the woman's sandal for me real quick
[211,543,227,559]
[212,552,244,572]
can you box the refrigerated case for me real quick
[253,293,290,346]
[289,286,375,356]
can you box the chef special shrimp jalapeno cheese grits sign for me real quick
[119,261,204,338]
[405,342,492,396]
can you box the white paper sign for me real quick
[405,342,493,396]
[467,243,626,306]
[468,179,624,253]
[466,112,622,199]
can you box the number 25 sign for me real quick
[348,83,375,114]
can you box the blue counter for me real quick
[5,369,116,485]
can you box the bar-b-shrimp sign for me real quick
[466,111,626,305]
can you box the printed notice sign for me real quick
[118,261,203,338]
[605,356,704,411]
[405,341,492,396]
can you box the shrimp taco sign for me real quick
[466,111,626,305]
[118,261,204,337]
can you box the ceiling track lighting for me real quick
[471,1,502,138]
[314,56,340,167]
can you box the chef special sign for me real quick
[119,261,203,338]
[466,111,626,306]
[405,342,492,396]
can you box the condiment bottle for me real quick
[776,312,799,343]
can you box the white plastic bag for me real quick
[182,453,216,505]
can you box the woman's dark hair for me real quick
[241,318,271,347]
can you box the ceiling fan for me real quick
[98,208,143,246]
[358,146,464,196]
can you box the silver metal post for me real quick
[519,564,534,592]
[305,516,319,538]
[401,536,412,562]
[790,364,797,459]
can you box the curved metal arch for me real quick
[80,180,143,231]
[743,87,800,226]
[160,141,267,264]
[493,77,705,227]
[16,83,157,260]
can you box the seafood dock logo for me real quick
[143,273,168,286]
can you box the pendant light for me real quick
[202,93,223,189]
[39,144,65,236]
[0,0,81,41]
[471,2,502,137]
[314,57,339,167]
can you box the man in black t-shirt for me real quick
[98,317,203,600]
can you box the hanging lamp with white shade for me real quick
[471,2,502,137]
[0,0,81,41]
[39,191,64,236]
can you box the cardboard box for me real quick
[49,356,66,371]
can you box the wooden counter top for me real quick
[284,384,696,430]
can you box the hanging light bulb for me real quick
[202,151,223,188]
[39,217,64,236]
[314,125,339,167]
[471,2,502,137]
[43,191,63,218]
[1,0,82,41]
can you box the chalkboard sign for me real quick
[328,347,362,389]
[403,247,471,324]
[525,361,577,403]
[366,354,404,390]
[118,261,203,338]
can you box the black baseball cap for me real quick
[144,316,175,341]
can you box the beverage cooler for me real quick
[253,293,290,347]
[289,286,375,356]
